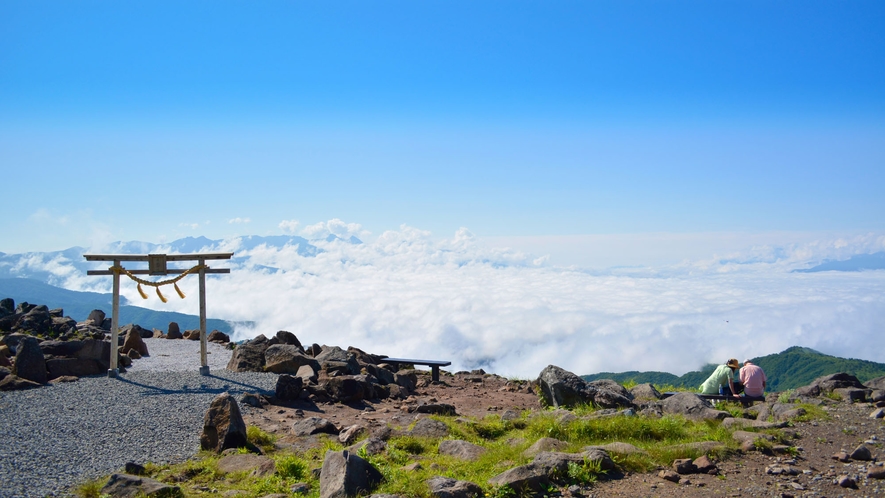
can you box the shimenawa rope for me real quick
[109,264,207,303]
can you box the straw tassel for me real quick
[174,282,186,299]
[137,283,148,300]
[156,287,168,303]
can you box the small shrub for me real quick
[72,478,105,498]
[777,389,795,404]
[247,425,276,451]
[276,454,307,479]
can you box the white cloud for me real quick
[278,219,300,234]
[17,225,885,379]
[301,218,369,240]
[229,217,251,224]
[178,222,200,230]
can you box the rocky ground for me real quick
[240,369,885,498]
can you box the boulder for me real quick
[833,388,870,402]
[264,345,320,374]
[319,450,382,498]
[297,364,318,384]
[39,339,84,357]
[322,375,371,403]
[166,322,183,339]
[629,383,662,401]
[672,458,696,475]
[200,393,249,453]
[275,330,304,350]
[275,374,303,401]
[850,444,873,461]
[407,418,449,438]
[292,417,339,437]
[207,330,230,343]
[864,376,885,391]
[18,306,52,336]
[536,365,634,409]
[347,437,387,457]
[88,309,107,327]
[0,298,14,315]
[316,346,361,375]
[659,392,729,421]
[120,325,150,357]
[488,463,550,494]
[12,336,46,384]
[100,473,183,497]
[338,424,366,445]
[74,339,112,370]
[523,437,568,457]
[426,476,483,498]
[438,440,487,461]
[588,379,633,400]
[183,329,201,341]
[0,374,42,391]
[216,454,276,476]
[46,358,104,379]
[227,334,270,372]
[814,372,865,392]
[347,346,383,365]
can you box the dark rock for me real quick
[46,358,103,379]
[347,346,382,365]
[693,455,717,474]
[833,387,869,402]
[100,473,183,497]
[39,339,84,357]
[207,329,230,343]
[120,325,150,357]
[659,392,729,421]
[275,374,304,401]
[316,346,361,375]
[87,310,107,327]
[673,458,697,475]
[275,330,303,350]
[523,438,568,456]
[629,383,662,401]
[226,334,270,372]
[416,403,456,415]
[322,376,369,403]
[0,374,42,391]
[166,321,183,339]
[864,376,885,391]
[536,365,634,409]
[265,345,320,374]
[426,476,483,498]
[408,418,449,438]
[347,437,387,456]
[794,384,820,397]
[837,475,858,488]
[240,392,265,408]
[216,453,276,476]
[849,444,873,461]
[488,463,549,494]
[319,450,382,498]
[869,466,885,479]
[438,440,487,461]
[659,469,680,483]
[124,462,146,475]
[292,417,339,437]
[814,372,865,392]
[0,298,13,315]
[13,336,46,384]
[200,393,249,453]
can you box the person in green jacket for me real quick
[699,358,741,397]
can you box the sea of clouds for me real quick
[10,221,885,378]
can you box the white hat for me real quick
[743,359,752,364]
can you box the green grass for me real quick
[71,383,831,498]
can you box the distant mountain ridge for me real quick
[583,346,885,392]
[792,251,885,273]
[0,278,237,334]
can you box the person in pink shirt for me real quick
[739,359,767,397]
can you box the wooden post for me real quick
[109,259,120,377]
[198,259,209,375]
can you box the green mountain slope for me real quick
[583,347,885,392]
[0,278,234,334]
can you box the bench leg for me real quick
[431,366,439,383]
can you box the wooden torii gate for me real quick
[83,252,233,377]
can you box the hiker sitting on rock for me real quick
[699,358,741,397]
[739,359,766,397]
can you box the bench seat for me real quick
[661,392,765,407]
[381,357,451,382]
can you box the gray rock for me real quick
[426,475,483,498]
[275,330,304,350]
[166,322,182,339]
[832,387,870,402]
[536,365,634,409]
[338,424,366,445]
[408,418,449,438]
[226,335,270,372]
[322,375,371,403]
[488,463,550,494]
[849,444,873,461]
[672,458,696,475]
[347,437,387,456]
[659,392,728,421]
[292,417,339,437]
[416,403,456,415]
[438,440,486,461]
[319,450,382,498]
[265,345,319,374]
[864,376,885,391]
[13,336,46,384]
[870,408,885,419]
[100,473,183,497]
[275,374,303,401]
[629,383,662,401]
[0,374,42,391]
[200,393,249,453]
[296,364,318,384]
[316,346,361,375]
[523,437,568,456]
[216,454,276,476]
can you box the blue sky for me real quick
[1,1,884,262]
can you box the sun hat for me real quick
[726,359,740,369]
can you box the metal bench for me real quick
[380,357,452,382]
[661,392,765,407]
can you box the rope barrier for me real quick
[109,264,207,303]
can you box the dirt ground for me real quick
[241,370,885,497]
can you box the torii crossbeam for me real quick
[83,252,233,377]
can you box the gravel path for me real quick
[0,339,277,498]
